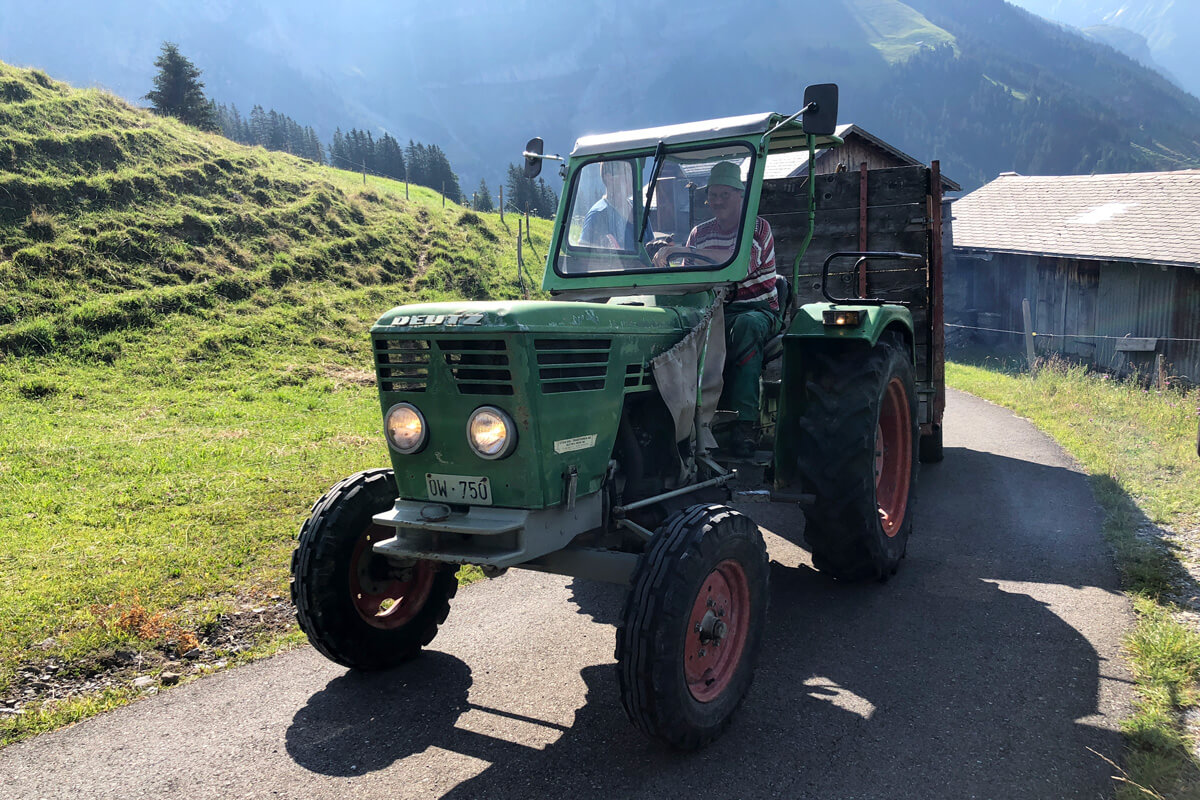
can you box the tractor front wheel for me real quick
[616,504,768,750]
[795,338,920,581]
[291,469,457,670]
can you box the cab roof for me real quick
[571,112,841,158]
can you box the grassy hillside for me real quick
[844,0,958,63]
[0,61,551,741]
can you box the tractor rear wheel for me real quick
[616,504,768,750]
[291,468,457,670]
[795,339,919,581]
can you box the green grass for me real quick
[843,0,958,64]
[949,358,1200,798]
[0,60,549,743]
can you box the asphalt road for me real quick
[0,389,1133,800]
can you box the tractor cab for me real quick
[529,84,842,306]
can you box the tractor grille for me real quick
[535,338,611,394]
[374,338,430,392]
[438,339,514,396]
[624,362,650,389]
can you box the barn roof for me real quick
[954,170,1200,268]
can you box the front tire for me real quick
[795,339,919,581]
[291,468,457,670]
[616,504,768,750]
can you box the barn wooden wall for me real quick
[812,140,908,174]
[950,250,1200,382]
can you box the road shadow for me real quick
[287,445,1135,798]
[285,651,475,776]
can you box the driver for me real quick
[653,160,780,457]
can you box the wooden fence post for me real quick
[1022,298,1037,371]
[499,186,504,223]
[517,220,525,296]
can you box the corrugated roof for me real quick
[954,170,1200,267]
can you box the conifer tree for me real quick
[474,178,494,212]
[143,42,218,131]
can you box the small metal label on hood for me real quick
[388,313,485,327]
[554,434,597,454]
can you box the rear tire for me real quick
[291,469,458,670]
[795,339,919,581]
[616,504,768,750]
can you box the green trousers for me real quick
[720,305,780,422]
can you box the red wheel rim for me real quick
[875,377,912,538]
[684,559,751,703]
[348,524,436,629]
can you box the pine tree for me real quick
[474,178,494,212]
[249,105,269,146]
[143,42,218,131]
[536,178,558,219]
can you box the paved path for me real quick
[0,390,1133,799]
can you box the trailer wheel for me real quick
[291,468,457,670]
[617,504,768,750]
[795,339,919,581]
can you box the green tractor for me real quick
[291,84,947,750]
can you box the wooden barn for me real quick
[764,123,962,190]
[951,170,1200,383]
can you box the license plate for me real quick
[426,473,492,505]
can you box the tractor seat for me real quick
[762,276,793,367]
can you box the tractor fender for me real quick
[784,302,914,360]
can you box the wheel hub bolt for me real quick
[697,610,727,645]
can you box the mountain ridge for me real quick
[1,0,1198,190]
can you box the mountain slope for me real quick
[879,0,1200,185]
[1007,0,1200,97]
[1,0,1198,191]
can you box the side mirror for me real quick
[523,137,544,179]
[802,83,839,136]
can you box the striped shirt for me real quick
[686,217,778,310]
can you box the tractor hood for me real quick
[372,299,694,336]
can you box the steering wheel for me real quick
[664,248,723,266]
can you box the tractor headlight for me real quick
[467,406,516,460]
[823,309,863,327]
[385,403,427,454]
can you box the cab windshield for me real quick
[553,142,755,277]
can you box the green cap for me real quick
[706,161,743,192]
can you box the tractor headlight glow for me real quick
[467,406,516,460]
[385,403,427,454]
[823,309,863,327]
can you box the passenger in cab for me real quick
[580,160,640,250]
